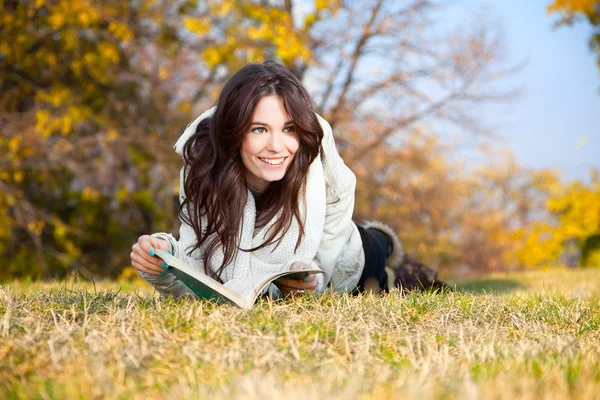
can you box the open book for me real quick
[153,249,325,309]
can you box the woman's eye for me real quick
[283,126,296,133]
[252,127,267,134]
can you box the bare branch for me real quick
[328,0,384,127]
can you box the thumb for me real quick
[290,262,309,271]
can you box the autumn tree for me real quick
[547,0,600,75]
[458,154,561,274]
[0,0,203,279]
[515,171,600,268]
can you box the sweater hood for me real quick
[173,106,217,156]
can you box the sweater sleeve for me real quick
[152,167,206,272]
[313,115,358,289]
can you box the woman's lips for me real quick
[258,156,288,167]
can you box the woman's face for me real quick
[241,95,299,192]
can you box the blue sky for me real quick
[296,0,599,183]
[463,0,600,182]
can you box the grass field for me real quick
[1,268,600,399]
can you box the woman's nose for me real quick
[267,131,284,152]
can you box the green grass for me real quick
[2,268,600,399]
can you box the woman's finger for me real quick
[276,282,316,295]
[133,236,171,269]
[132,260,159,275]
[132,242,162,268]
[131,251,164,274]
[275,277,317,296]
[277,275,317,290]
[138,235,159,257]
[138,235,169,256]
[131,258,159,275]
[131,252,162,274]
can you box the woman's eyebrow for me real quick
[250,120,294,127]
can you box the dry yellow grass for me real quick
[1,268,599,399]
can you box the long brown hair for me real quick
[180,61,324,280]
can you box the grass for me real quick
[1,268,600,399]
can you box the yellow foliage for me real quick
[202,47,222,67]
[514,223,563,267]
[27,220,45,236]
[183,16,211,35]
[67,104,92,122]
[108,21,133,42]
[82,187,101,202]
[304,13,317,28]
[531,169,562,195]
[8,136,21,152]
[198,1,318,69]
[116,187,129,203]
[63,31,79,51]
[5,195,15,207]
[13,171,24,183]
[516,178,600,266]
[35,104,93,138]
[547,183,600,238]
[107,128,119,142]
[35,110,52,137]
[98,42,120,64]
[0,41,9,57]
[54,224,67,240]
[247,26,267,40]
[64,239,82,258]
[210,0,235,17]
[44,52,58,68]
[36,85,71,107]
[48,13,65,29]
[547,0,598,14]
[159,66,169,80]
[2,12,13,27]
[316,0,329,10]
[60,115,73,135]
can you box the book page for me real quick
[223,269,324,304]
[223,273,276,304]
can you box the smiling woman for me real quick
[129,61,443,299]
[241,95,299,192]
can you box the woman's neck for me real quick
[247,184,263,198]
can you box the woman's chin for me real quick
[263,172,286,183]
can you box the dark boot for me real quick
[361,221,452,292]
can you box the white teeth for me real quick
[259,157,285,165]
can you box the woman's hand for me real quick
[274,262,318,296]
[130,235,173,276]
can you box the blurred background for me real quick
[1,0,598,281]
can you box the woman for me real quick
[130,61,405,298]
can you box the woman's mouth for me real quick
[258,157,288,166]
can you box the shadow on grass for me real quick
[452,278,524,295]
